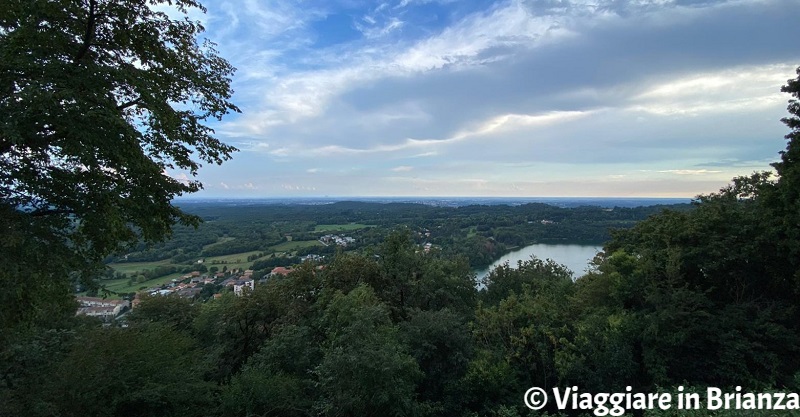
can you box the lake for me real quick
[474,243,602,281]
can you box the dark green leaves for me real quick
[1,0,238,327]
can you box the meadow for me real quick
[313,223,373,232]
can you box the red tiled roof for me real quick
[271,267,292,276]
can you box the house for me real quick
[234,279,255,296]
[177,287,202,299]
[270,266,293,277]
[319,234,355,246]
[77,306,118,319]
[76,296,129,309]
[75,296,129,319]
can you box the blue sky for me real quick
[171,0,800,198]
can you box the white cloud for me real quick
[356,17,405,39]
[629,63,795,116]
[392,165,414,172]
[658,169,723,175]
[220,1,575,137]
[196,0,800,197]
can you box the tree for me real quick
[0,0,239,328]
[765,66,800,287]
[220,325,319,417]
[774,66,800,192]
[41,324,215,417]
[314,285,422,417]
[128,293,199,333]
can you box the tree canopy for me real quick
[0,0,238,328]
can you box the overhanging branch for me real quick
[117,97,142,111]
[73,0,97,63]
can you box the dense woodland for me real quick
[4,0,800,416]
[109,201,687,268]
[7,174,800,416]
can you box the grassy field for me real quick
[269,240,323,252]
[202,236,235,250]
[96,272,186,297]
[314,223,373,232]
[205,250,262,264]
[108,259,174,275]
[205,250,266,270]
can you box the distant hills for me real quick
[176,196,693,208]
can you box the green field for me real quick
[96,272,186,297]
[202,236,235,250]
[205,250,262,263]
[205,250,266,270]
[269,240,323,252]
[314,223,372,232]
[108,259,174,275]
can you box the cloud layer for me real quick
[189,0,800,197]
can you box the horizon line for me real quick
[174,195,695,200]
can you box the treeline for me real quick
[107,200,684,270]
[200,239,266,257]
[7,167,800,417]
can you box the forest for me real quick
[107,200,687,268]
[6,176,800,416]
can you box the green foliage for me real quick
[200,285,290,382]
[446,257,574,416]
[0,325,85,416]
[0,0,238,328]
[23,324,215,417]
[314,285,422,417]
[368,229,477,320]
[220,325,318,417]
[480,257,573,306]
[128,293,199,332]
[0,206,80,329]
[401,309,474,414]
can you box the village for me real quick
[75,263,298,322]
[75,234,365,322]
[75,232,444,323]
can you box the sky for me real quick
[171,0,800,198]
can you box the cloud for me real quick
[392,165,414,172]
[356,17,405,39]
[163,170,192,185]
[658,169,723,175]
[281,184,317,191]
[194,0,800,197]
[629,63,794,116]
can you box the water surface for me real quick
[475,243,602,281]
